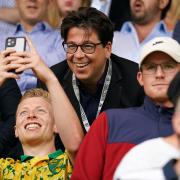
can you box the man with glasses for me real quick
[114,72,180,180]
[38,7,144,135]
[71,36,180,180]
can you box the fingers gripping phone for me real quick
[5,37,26,52]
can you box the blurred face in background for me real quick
[16,0,49,25]
[56,0,82,17]
[130,0,168,24]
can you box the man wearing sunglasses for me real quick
[38,7,144,138]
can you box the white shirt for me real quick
[114,137,180,180]
[91,0,112,16]
[112,21,172,63]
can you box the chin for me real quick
[153,96,169,104]
[76,74,89,81]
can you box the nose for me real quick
[74,46,85,58]
[155,65,165,78]
[27,111,37,119]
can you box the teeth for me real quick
[75,62,89,68]
[25,123,41,130]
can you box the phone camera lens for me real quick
[7,38,16,47]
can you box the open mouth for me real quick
[74,62,89,68]
[65,1,73,7]
[26,5,38,10]
[25,122,41,130]
[133,1,143,10]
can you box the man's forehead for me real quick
[67,27,98,39]
[18,97,51,109]
[143,52,176,63]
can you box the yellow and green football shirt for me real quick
[0,149,72,179]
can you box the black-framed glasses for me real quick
[141,61,178,75]
[62,42,102,54]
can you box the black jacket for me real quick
[0,79,22,158]
[38,54,144,132]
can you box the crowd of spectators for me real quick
[0,0,179,179]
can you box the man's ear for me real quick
[137,71,144,87]
[159,0,169,10]
[14,125,18,138]
[105,42,112,59]
[53,124,58,134]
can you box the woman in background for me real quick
[48,0,91,28]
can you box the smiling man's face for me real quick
[66,27,112,85]
[15,96,56,146]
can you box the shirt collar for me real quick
[121,20,170,34]
[15,21,52,34]
[144,96,174,117]
[20,149,63,162]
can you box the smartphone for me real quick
[5,37,26,52]
[5,37,26,74]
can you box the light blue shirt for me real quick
[112,21,172,63]
[0,21,66,94]
[91,0,112,16]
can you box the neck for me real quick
[80,61,107,94]
[20,19,38,32]
[134,17,161,43]
[156,100,174,108]
[80,81,98,94]
[164,134,180,150]
[22,140,56,157]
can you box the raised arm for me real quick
[9,36,84,164]
[0,7,19,24]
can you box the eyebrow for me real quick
[18,106,46,111]
[66,40,96,44]
[143,60,177,65]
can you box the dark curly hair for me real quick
[61,7,114,47]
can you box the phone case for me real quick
[5,37,26,52]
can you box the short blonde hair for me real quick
[20,88,51,104]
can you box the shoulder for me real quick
[110,54,140,85]
[111,53,139,69]
[104,106,153,143]
[111,53,139,78]
[50,60,70,77]
[105,107,142,129]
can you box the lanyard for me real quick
[72,59,112,132]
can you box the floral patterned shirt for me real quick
[0,149,72,179]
